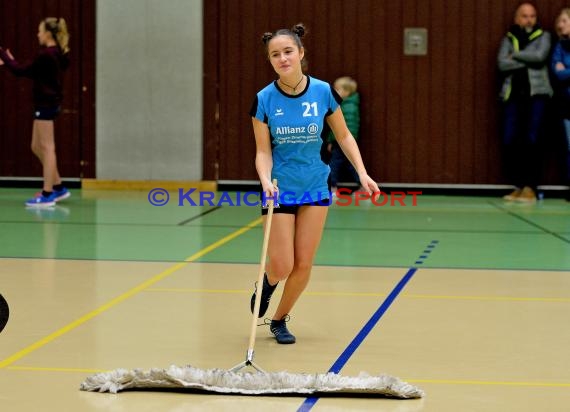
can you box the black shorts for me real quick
[34,106,61,120]
[261,175,332,215]
[261,199,331,215]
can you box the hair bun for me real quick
[261,32,273,45]
[292,23,306,38]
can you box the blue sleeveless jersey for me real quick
[250,76,342,205]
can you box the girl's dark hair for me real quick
[262,23,306,52]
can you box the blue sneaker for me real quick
[25,193,56,208]
[53,187,71,202]
[270,315,296,344]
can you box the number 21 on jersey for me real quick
[302,102,318,117]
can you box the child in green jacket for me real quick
[328,76,361,195]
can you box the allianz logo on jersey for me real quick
[275,123,319,135]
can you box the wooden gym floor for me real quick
[0,188,569,411]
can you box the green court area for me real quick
[0,188,568,271]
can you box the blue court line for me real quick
[297,241,438,411]
[297,267,418,411]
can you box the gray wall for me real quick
[96,0,203,180]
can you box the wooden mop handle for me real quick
[247,179,277,358]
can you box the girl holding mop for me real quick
[249,23,380,343]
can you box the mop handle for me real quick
[247,179,277,355]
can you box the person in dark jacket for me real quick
[0,17,71,207]
[497,3,552,203]
[551,8,570,201]
[327,76,361,195]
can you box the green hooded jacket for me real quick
[328,92,360,143]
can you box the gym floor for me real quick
[0,188,569,411]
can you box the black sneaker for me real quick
[270,315,296,344]
[250,273,278,318]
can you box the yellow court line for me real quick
[0,217,263,369]
[7,366,108,374]
[144,288,570,302]
[145,288,390,297]
[147,288,248,294]
[182,217,262,262]
[403,294,570,303]
[407,379,570,388]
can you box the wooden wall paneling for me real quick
[414,0,431,182]
[0,0,95,179]
[443,0,461,182]
[458,0,476,183]
[240,0,258,181]
[203,0,568,185]
[427,0,447,183]
[474,0,495,183]
[202,0,219,180]
[365,0,386,180]
[384,0,402,182]
[79,0,96,178]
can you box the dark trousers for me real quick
[563,119,570,184]
[329,141,360,187]
[566,150,570,186]
[501,95,548,189]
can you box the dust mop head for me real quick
[80,365,424,398]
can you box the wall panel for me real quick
[204,0,569,184]
[0,0,95,179]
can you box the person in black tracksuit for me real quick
[0,17,71,207]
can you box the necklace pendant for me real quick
[279,75,304,95]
